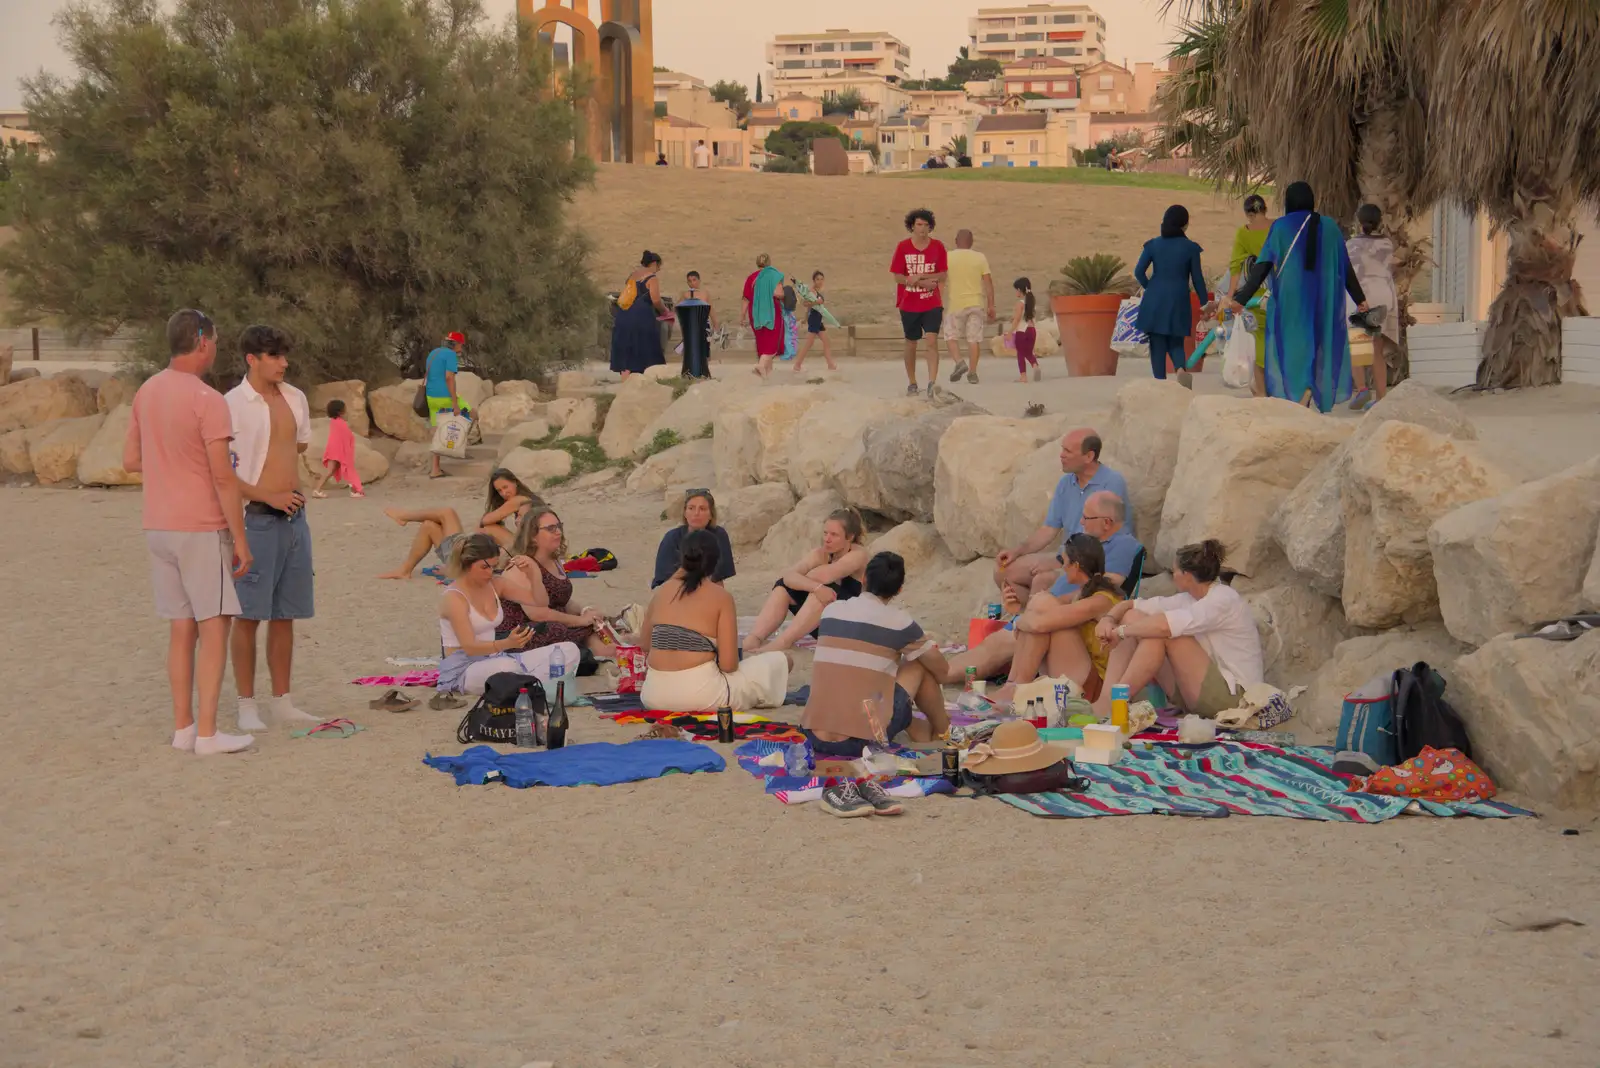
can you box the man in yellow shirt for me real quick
[943,229,995,385]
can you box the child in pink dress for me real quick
[311,399,364,498]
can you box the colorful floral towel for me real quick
[733,738,956,805]
[1351,746,1498,803]
[602,710,804,743]
[998,741,1533,821]
[353,671,439,688]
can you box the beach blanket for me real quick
[996,741,1534,821]
[602,710,804,743]
[386,656,441,669]
[733,738,956,805]
[353,671,440,688]
[422,740,725,788]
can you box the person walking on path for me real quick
[944,228,995,385]
[1134,205,1211,384]
[123,309,254,755]
[424,331,467,479]
[310,398,364,498]
[1346,203,1398,410]
[1009,277,1040,382]
[611,250,669,380]
[226,324,323,733]
[791,270,838,373]
[1228,194,1273,396]
[742,252,786,378]
[889,208,948,396]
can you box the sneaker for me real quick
[1348,388,1371,410]
[949,359,968,382]
[820,780,875,818]
[925,383,939,399]
[857,779,905,816]
[967,373,979,385]
[1031,364,1041,382]
[906,382,919,397]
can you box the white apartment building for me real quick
[968,3,1107,67]
[766,29,911,110]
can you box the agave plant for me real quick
[1049,254,1139,298]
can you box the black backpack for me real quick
[457,672,546,745]
[1390,661,1473,762]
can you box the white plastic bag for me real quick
[1221,318,1255,389]
[430,412,473,459]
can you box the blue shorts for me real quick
[235,506,315,621]
[808,685,914,757]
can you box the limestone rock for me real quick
[309,380,370,436]
[1,425,47,475]
[1156,396,1350,580]
[495,380,542,399]
[1342,421,1516,629]
[934,416,1065,561]
[561,397,599,439]
[58,369,109,392]
[543,397,579,428]
[1453,632,1600,810]
[1246,584,1356,690]
[711,386,823,488]
[842,402,984,522]
[1428,458,1600,645]
[868,521,947,576]
[365,434,401,462]
[643,364,677,381]
[0,344,10,386]
[556,370,598,398]
[1275,380,1478,597]
[1298,624,1471,739]
[96,374,140,415]
[77,404,142,486]
[500,446,574,487]
[298,417,389,487]
[625,438,714,494]
[475,393,541,434]
[9,368,40,383]
[597,378,675,459]
[633,379,737,453]
[1585,529,1600,612]
[30,412,106,483]
[1001,442,1065,552]
[788,394,920,498]
[900,557,998,634]
[762,490,846,566]
[0,374,98,434]
[1100,379,1197,552]
[453,371,493,412]
[392,441,433,470]
[496,419,553,462]
[572,467,623,489]
[720,483,797,546]
[368,382,432,443]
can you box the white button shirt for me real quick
[225,377,312,485]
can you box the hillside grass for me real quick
[900,166,1254,195]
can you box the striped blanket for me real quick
[999,742,1534,822]
[733,738,955,805]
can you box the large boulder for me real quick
[77,404,142,486]
[57,368,109,393]
[935,416,1065,562]
[711,386,823,488]
[0,423,55,475]
[719,483,797,546]
[9,368,40,383]
[0,344,10,386]
[297,417,389,487]
[0,374,98,434]
[1453,632,1600,810]
[95,374,140,415]
[868,521,948,576]
[1298,623,1471,738]
[1099,379,1198,553]
[495,419,552,462]
[561,397,599,439]
[598,377,676,459]
[544,397,581,428]
[1275,381,1478,597]
[556,370,598,397]
[495,380,542,399]
[1342,421,1516,629]
[633,379,739,453]
[1001,442,1064,552]
[1246,585,1356,690]
[474,392,542,434]
[308,380,370,436]
[453,371,493,412]
[842,401,984,523]
[1428,457,1600,645]
[392,441,434,471]
[1586,530,1600,611]
[1156,396,1350,579]
[625,438,714,494]
[500,446,573,487]
[788,394,921,498]
[30,412,106,483]
[761,490,846,566]
[368,381,432,442]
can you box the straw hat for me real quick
[964,720,1072,776]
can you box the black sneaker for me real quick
[821,780,874,817]
[857,779,905,816]
[949,359,968,382]
[905,381,920,397]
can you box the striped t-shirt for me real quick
[801,594,929,739]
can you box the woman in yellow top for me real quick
[1229,194,1273,396]
[1001,533,1125,702]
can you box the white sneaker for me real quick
[194,731,255,756]
[172,724,197,752]
[264,693,321,726]
[236,697,268,732]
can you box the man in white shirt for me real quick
[225,325,321,730]
[692,140,711,169]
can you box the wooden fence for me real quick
[0,327,141,364]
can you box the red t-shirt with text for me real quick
[890,238,948,312]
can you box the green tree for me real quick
[947,46,1002,85]
[0,0,599,384]
[755,73,762,102]
[825,88,867,116]
[763,120,849,165]
[709,79,752,121]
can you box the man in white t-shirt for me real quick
[693,140,711,169]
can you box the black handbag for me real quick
[457,672,546,745]
[412,382,429,417]
[964,759,1088,796]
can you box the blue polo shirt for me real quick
[1045,464,1134,544]
[1050,529,1144,599]
[425,346,459,399]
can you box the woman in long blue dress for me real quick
[1134,205,1210,381]
[1229,183,1368,412]
[610,250,668,378]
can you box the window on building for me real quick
[1020,15,1036,23]
[1022,48,1038,57]
[1057,13,1078,22]
[923,135,931,147]
[1099,75,1114,89]
[981,140,990,153]
[789,108,799,118]
[848,41,873,51]
[815,42,834,51]
[1052,47,1070,56]
[1031,60,1046,70]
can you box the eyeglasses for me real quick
[539,522,564,533]
[1082,515,1114,523]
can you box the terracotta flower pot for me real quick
[1051,293,1123,377]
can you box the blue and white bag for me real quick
[1336,672,1398,767]
[1111,296,1148,355]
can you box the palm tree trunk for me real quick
[1475,194,1588,390]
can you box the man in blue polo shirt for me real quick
[995,428,1133,600]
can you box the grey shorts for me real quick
[235,507,315,621]
[941,305,986,344]
[146,530,241,622]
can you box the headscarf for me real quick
[1284,181,1319,268]
[1160,204,1190,239]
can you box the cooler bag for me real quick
[1336,672,1398,767]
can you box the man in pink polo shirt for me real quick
[124,309,255,755]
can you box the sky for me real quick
[0,0,1181,109]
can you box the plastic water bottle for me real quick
[783,740,813,777]
[514,687,535,748]
[548,645,567,683]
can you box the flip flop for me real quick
[428,692,467,711]
[1515,615,1600,641]
[368,689,418,713]
[292,718,366,739]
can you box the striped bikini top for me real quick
[650,623,717,654]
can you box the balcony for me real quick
[982,33,1013,42]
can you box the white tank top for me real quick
[440,586,503,649]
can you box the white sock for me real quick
[265,693,321,725]
[194,731,255,756]
[237,697,267,732]
[172,724,197,752]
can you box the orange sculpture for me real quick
[520,0,655,165]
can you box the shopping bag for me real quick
[1221,318,1255,389]
[430,412,473,459]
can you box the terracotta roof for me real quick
[1002,56,1077,72]
[659,115,705,128]
[975,113,1048,133]
[1089,112,1155,124]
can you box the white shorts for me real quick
[639,654,789,713]
[941,306,987,344]
[146,530,241,622]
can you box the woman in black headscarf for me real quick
[1134,205,1211,381]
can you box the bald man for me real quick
[943,229,994,385]
[994,428,1133,600]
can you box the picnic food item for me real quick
[1110,683,1131,732]
[615,645,646,694]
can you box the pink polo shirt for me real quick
[127,368,234,532]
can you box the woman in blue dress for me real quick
[610,250,668,379]
[1229,182,1369,412]
[1134,205,1210,381]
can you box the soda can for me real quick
[716,705,735,744]
[1110,683,1131,703]
[985,602,1004,620]
[941,743,962,786]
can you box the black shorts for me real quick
[900,308,944,341]
[808,686,915,756]
[807,309,825,335]
[775,576,863,615]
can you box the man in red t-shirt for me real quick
[889,207,949,396]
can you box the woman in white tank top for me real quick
[435,534,580,696]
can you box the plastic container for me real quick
[514,687,536,748]
[548,645,567,682]
[1110,683,1130,733]
[968,617,1008,650]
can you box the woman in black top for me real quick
[651,489,736,589]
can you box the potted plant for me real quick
[1048,254,1139,376]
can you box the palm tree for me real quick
[943,134,968,158]
[1158,9,1262,190]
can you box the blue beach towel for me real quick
[422,740,725,788]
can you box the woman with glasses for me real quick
[651,489,735,590]
[1229,194,1273,396]
[435,534,580,695]
[495,506,612,657]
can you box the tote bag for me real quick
[430,412,473,459]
